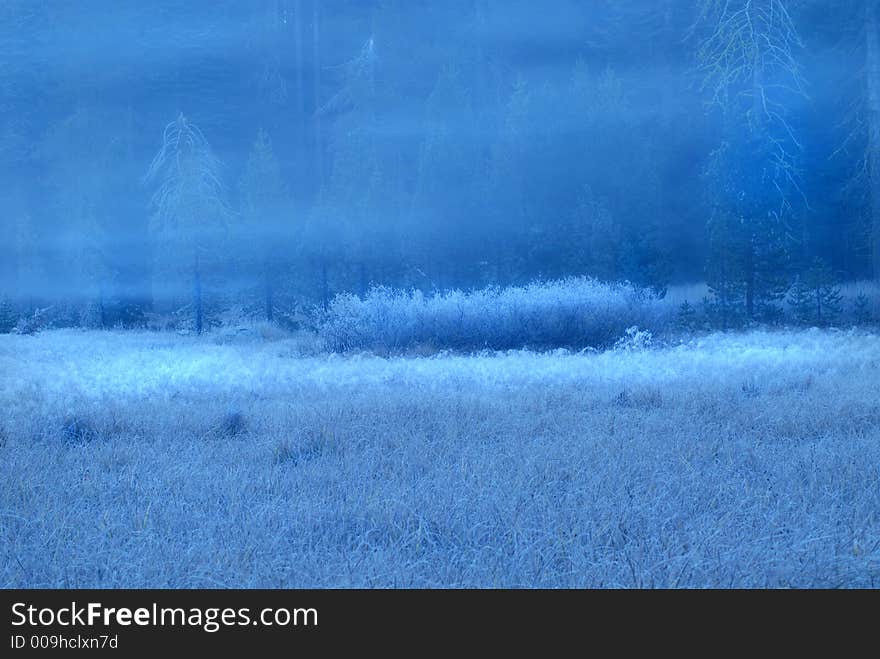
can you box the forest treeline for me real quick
[0,0,878,333]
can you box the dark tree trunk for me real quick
[745,236,755,319]
[721,287,729,331]
[359,262,368,296]
[193,253,203,334]
[264,265,274,322]
[98,287,106,329]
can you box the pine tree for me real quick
[704,211,746,328]
[705,136,795,324]
[695,0,805,323]
[787,276,813,324]
[809,260,843,325]
[788,258,843,325]
[677,300,699,332]
[487,75,533,285]
[563,62,669,291]
[238,129,289,322]
[412,65,480,288]
[568,186,619,281]
[751,216,791,323]
[0,297,16,333]
[319,35,398,294]
[853,292,872,325]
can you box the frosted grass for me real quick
[1,328,879,587]
[4,326,874,397]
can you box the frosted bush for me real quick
[12,305,54,335]
[613,326,654,352]
[317,277,675,353]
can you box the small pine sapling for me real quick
[808,260,842,326]
[853,293,872,325]
[789,259,842,326]
[0,297,17,333]
[787,276,813,325]
[677,300,699,331]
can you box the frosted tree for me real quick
[695,0,806,127]
[704,210,747,329]
[829,1,880,314]
[513,60,668,289]
[694,0,806,209]
[693,0,807,320]
[867,2,880,314]
[145,113,228,334]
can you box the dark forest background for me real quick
[1,1,878,331]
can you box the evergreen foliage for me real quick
[788,259,843,325]
[238,129,290,321]
[0,297,17,333]
[0,2,877,330]
[676,300,699,332]
[853,292,873,325]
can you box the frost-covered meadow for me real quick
[2,328,879,587]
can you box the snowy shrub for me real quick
[145,303,210,334]
[144,311,179,332]
[13,305,54,335]
[78,300,106,329]
[613,326,654,352]
[317,277,675,353]
[215,304,253,328]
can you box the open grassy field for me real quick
[1,328,879,587]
